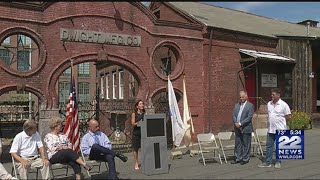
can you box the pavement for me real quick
[1,128,320,179]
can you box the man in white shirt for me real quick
[258,88,291,169]
[0,138,18,179]
[10,120,50,179]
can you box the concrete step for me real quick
[311,116,320,129]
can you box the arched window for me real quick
[0,33,39,72]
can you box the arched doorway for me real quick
[55,59,144,153]
[151,88,182,148]
[0,89,40,138]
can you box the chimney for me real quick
[297,19,319,27]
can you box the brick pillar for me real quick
[38,108,60,140]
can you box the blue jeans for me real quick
[265,133,281,165]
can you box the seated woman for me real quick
[44,117,92,180]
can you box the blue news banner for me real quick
[276,130,304,160]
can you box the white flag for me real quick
[182,76,195,147]
[168,76,186,147]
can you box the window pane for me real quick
[100,76,104,99]
[129,74,136,98]
[78,62,90,77]
[106,74,110,99]
[63,68,71,76]
[0,49,10,65]
[2,37,10,45]
[17,50,30,71]
[119,71,124,99]
[78,82,90,102]
[161,57,171,76]
[59,82,70,104]
[18,35,31,46]
[113,72,117,99]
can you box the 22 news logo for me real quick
[276,130,304,160]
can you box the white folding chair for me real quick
[251,132,260,156]
[11,156,40,180]
[217,132,235,163]
[197,133,222,166]
[80,148,108,178]
[255,128,268,157]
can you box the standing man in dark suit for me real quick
[231,90,254,165]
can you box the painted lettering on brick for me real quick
[60,28,141,47]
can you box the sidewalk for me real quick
[1,128,320,179]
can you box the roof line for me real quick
[274,35,318,40]
[165,2,206,26]
[197,2,283,22]
[197,2,320,31]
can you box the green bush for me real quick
[287,111,311,130]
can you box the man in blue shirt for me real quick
[81,119,127,179]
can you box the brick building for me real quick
[1,2,320,143]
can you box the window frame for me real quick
[118,70,124,99]
[106,74,110,99]
[112,72,117,99]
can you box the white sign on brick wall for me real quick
[261,73,277,87]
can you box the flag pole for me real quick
[168,75,175,151]
[183,73,196,156]
[70,58,74,151]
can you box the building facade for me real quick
[1,2,320,143]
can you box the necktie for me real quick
[94,134,100,145]
[237,103,244,123]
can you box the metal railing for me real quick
[248,96,268,114]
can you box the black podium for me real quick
[137,113,168,175]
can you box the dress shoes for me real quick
[240,161,249,165]
[231,160,241,164]
[116,153,128,162]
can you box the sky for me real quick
[142,2,320,26]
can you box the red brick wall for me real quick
[203,30,277,133]
[0,2,280,135]
[0,2,206,133]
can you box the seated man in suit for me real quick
[80,119,128,180]
[10,120,50,180]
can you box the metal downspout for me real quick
[207,28,213,133]
[236,59,257,97]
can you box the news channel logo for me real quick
[276,130,304,160]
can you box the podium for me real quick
[137,113,168,175]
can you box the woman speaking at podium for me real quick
[131,100,145,171]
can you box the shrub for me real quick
[287,111,311,130]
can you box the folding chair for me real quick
[49,162,70,179]
[43,144,70,179]
[197,133,222,166]
[217,132,235,163]
[80,148,108,178]
[251,132,260,156]
[255,128,268,157]
[11,156,40,180]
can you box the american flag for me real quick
[63,60,80,153]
